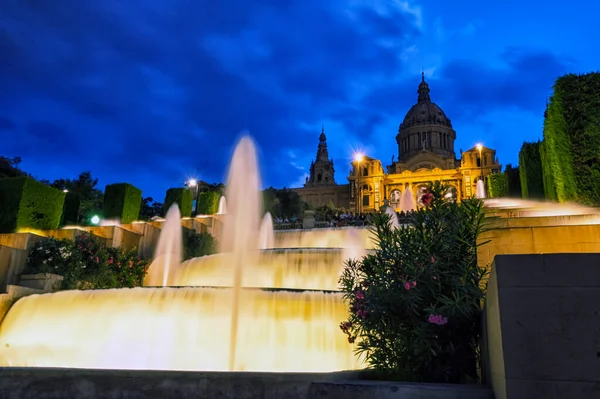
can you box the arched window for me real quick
[317,174,322,181]
[363,167,368,176]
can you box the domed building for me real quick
[293,74,502,211]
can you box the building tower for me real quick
[395,73,457,166]
[304,127,336,187]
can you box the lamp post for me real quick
[476,143,483,182]
[354,153,364,214]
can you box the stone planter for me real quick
[303,210,316,229]
[18,273,64,292]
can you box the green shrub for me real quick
[519,142,545,199]
[554,73,600,205]
[103,183,142,224]
[183,230,218,260]
[196,191,221,215]
[0,176,65,233]
[487,173,508,198]
[61,191,81,226]
[339,182,489,383]
[164,188,193,217]
[504,165,521,197]
[26,232,150,289]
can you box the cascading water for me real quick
[476,180,486,199]
[0,134,370,372]
[144,204,182,287]
[259,212,275,250]
[217,196,227,215]
[399,186,416,212]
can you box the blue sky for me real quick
[1,0,598,201]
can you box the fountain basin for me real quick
[174,248,371,291]
[0,286,362,372]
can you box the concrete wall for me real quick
[477,224,600,267]
[0,369,492,399]
[485,254,600,399]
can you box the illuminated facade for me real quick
[293,74,502,212]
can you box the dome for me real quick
[400,74,452,129]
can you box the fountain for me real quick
[217,196,227,215]
[144,204,182,287]
[476,180,486,199]
[0,134,368,372]
[385,207,400,229]
[259,212,275,250]
[399,185,416,212]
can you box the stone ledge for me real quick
[0,368,492,399]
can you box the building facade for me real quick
[293,74,502,212]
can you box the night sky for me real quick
[1,1,598,201]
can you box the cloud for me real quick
[0,0,585,198]
[0,0,425,198]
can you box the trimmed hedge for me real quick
[504,164,521,197]
[103,183,142,224]
[61,191,81,226]
[196,191,220,215]
[556,73,600,205]
[0,176,65,233]
[540,73,600,204]
[487,173,508,198]
[518,142,545,199]
[164,188,193,217]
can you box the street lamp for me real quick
[185,178,199,215]
[354,153,364,214]
[476,143,483,182]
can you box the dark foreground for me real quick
[0,368,492,399]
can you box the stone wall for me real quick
[477,224,600,267]
[485,254,600,399]
[0,369,492,399]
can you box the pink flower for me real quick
[431,256,435,263]
[411,281,417,288]
[428,314,448,326]
[432,276,437,280]
[355,290,365,300]
[403,281,411,290]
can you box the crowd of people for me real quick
[273,208,417,229]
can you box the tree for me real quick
[0,156,28,178]
[139,197,164,220]
[43,172,103,225]
[262,187,306,219]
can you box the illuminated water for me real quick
[476,180,486,199]
[399,186,416,212]
[144,204,182,287]
[259,212,275,250]
[385,207,400,229]
[0,287,360,372]
[0,135,370,372]
[217,196,227,215]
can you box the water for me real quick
[259,212,275,250]
[176,249,347,291]
[0,287,360,371]
[385,207,400,229]
[0,134,369,372]
[220,136,263,371]
[144,204,182,287]
[476,180,486,199]
[217,196,227,215]
[399,186,416,212]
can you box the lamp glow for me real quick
[476,143,483,152]
[187,179,197,187]
[91,215,100,225]
[354,153,364,163]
